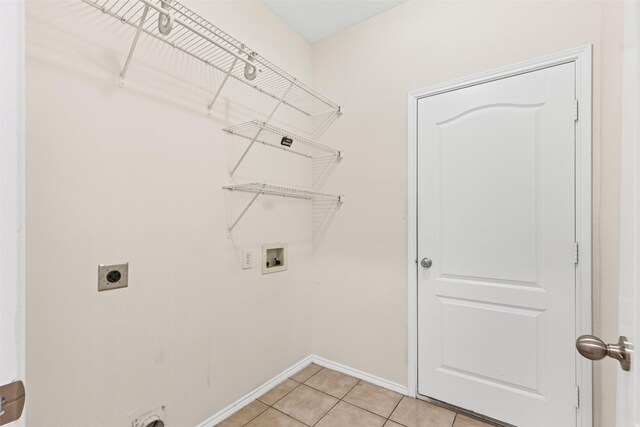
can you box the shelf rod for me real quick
[120,3,150,85]
[86,0,342,117]
[230,81,294,176]
[137,0,258,69]
[207,55,239,114]
[228,191,261,232]
[140,0,327,100]
[134,0,340,112]
[311,106,343,118]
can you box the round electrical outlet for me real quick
[106,270,122,283]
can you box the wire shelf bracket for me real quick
[119,3,150,86]
[224,120,342,175]
[83,0,342,118]
[223,182,343,233]
[229,82,294,175]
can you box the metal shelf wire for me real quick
[224,182,342,201]
[224,120,341,175]
[82,0,342,118]
[223,182,343,232]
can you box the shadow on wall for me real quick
[313,154,341,189]
[312,198,342,247]
[222,188,342,248]
[30,0,344,250]
[27,1,315,129]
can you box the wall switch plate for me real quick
[242,249,254,269]
[262,243,287,274]
[98,263,128,292]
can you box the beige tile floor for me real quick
[216,364,497,427]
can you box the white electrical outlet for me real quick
[242,249,254,269]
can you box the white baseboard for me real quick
[195,355,313,427]
[195,355,408,427]
[310,355,409,396]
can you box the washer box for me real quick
[262,244,287,274]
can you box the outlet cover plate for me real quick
[98,263,129,292]
[242,249,254,269]
[132,406,166,427]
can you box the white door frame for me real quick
[1,1,26,426]
[406,45,593,427]
[616,1,639,425]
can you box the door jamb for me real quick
[1,1,26,426]
[406,45,593,427]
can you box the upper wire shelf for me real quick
[224,120,341,160]
[83,0,342,118]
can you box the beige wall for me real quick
[25,1,625,426]
[310,1,623,426]
[25,1,315,425]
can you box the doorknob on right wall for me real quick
[576,335,633,371]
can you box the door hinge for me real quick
[574,99,579,121]
[573,242,579,264]
[575,385,580,408]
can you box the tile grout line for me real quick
[385,394,408,426]
[233,364,492,427]
[302,366,325,384]
[264,378,304,408]
[271,406,313,427]
[293,366,396,423]
[310,376,362,426]
[253,367,405,427]
[243,376,305,426]
[265,379,307,426]
[246,365,324,427]
[300,367,342,426]
[285,367,361,403]
[239,401,270,427]
[337,399,390,425]
[341,380,404,422]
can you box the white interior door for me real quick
[417,63,578,427]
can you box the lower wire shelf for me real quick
[223,182,343,232]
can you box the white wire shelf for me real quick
[223,182,343,232]
[83,0,342,118]
[224,120,341,175]
[224,121,340,158]
[224,183,342,201]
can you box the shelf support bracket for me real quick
[228,191,261,232]
[207,55,239,115]
[230,81,295,176]
[120,4,150,86]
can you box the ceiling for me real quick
[262,0,408,43]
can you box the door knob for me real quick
[420,257,432,269]
[576,335,633,371]
[0,381,25,425]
